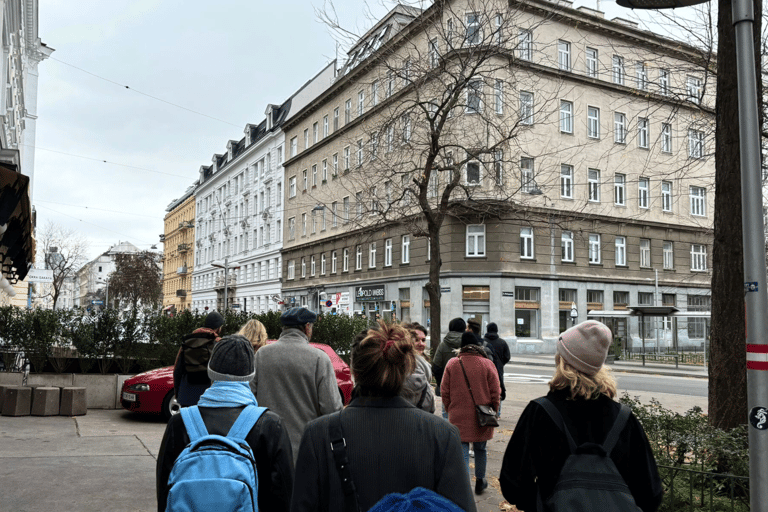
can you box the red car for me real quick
[120,342,354,420]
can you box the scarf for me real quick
[197,381,258,408]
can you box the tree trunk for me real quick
[426,229,442,355]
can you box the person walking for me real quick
[237,318,269,353]
[157,334,294,512]
[432,318,466,418]
[483,322,510,418]
[401,323,435,413]
[441,332,501,496]
[499,320,662,512]
[173,311,224,407]
[290,322,476,512]
[250,307,343,459]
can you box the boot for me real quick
[475,477,488,495]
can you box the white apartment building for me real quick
[74,241,140,309]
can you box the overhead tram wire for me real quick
[34,200,159,219]
[36,204,156,248]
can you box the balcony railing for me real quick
[178,243,190,253]
[176,289,187,297]
[177,266,188,275]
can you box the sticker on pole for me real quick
[749,407,768,430]
[745,282,759,292]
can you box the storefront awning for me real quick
[0,156,34,284]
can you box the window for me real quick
[494,14,502,43]
[357,139,364,167]
[637,117,649,149]
[385,181,392,207]
[518,29,532,60]
[402,115,411,143]
[323,115,328,137]
[302,169,308,190]
[558,40,571,71]
[429,38,439,67]
[385,239,392,266]
[614,174,626,206]
[493,150,503,186]
[344,146,350,170]
[520,91,534,125]
[343,196,350,223]
[690,186,706,216]
[386,124,394,152]
[321,207,326,231]
[587,106,600,138]
[301,213,307,236]
[402,235,410,263]
[289,176,296,198]
[691,244,707,271]
[560,164,573,199]
[322,159,328,182]
[368,243,376,268]
[466,160,481,185]
[466,225,486,257]
[355,246,362,270]
[638,177,649,209]
[686,76,702,104]
[331,201,338,227]
[312,165,317,187]
[662,181,672,212]
[333,107,339,131]
[311,210,317,234]
[301,258,306,278]
[588,169,600,202]
[313,122,318,143]
[332,153,338,175]
[659,69,670,95]
[615,236,626,266]
[663,241,674,269]
[688,129,704,158]
[310,256,316,276]
[494,79,503,114]
[370,186,379,214]
[466,78,482,113]
[402,59,411,85]
[614,113,627,143]
[321,254,326,275]
[589,234,601,263]
[661,123,672,153]
[372,80,379,106]
[612,55,624,85]
[358,90,365,116]
[331,251,337,273]
[290,137,297,157]
[521,157,535,193]
[636,62,648,90]
[465,13,481,45]
[370,133,378,160]
[287,260,295,279]
[560,100,573,133]
[304,129,309,149]
[521,227,534,259]
[586,47,598,77]
[386,71,394,98]
[640,239,651,267]
[343,248,349,272]
[345,99,351,124]
[561,231,574,262]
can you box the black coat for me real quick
[499,389,663,512]
[483,333,511,400]
[156,406,294,512]
[290,395,477,512]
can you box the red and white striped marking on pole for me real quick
[747,344,768,370]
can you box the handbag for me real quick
[459,358,499,428]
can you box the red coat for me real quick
[441,347,501,442]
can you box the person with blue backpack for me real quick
[498,320,662,512]
[156,334,294,512]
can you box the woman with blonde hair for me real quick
[499,320,662,512]
[237,318,269,352]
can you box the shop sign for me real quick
[440,287,450,293]
[400,300,411,308]
[356,285,385,302]
[515,301,540,309]
[502,291,514,298]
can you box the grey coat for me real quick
[250,328,343,459]
[400,354,435,413]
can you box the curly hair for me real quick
[351,321,416,396]
[549,353,617,400]
[237,319,269,353]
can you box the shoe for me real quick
[469,449,474,458]
[475,478,488,495]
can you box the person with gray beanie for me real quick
[499,320,662,512]
[157,335,294,512]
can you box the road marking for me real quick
[504,373,550,384]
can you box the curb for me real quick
[511,360,709,379]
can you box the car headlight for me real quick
[129,383,150,392]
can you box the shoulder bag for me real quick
[459,358,499,428]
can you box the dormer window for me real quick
[265,104,276,130]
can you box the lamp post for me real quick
[211,257,240,311]
[616,0,767,508]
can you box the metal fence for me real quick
[659,465,749,511]
[623,350,707,366]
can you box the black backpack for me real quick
[181,331,217,374]
[534,397,642,512]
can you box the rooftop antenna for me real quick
[596,0,601,10]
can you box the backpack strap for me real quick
[328,410,360,512]
[227,405,268,440]
[601,404,631,456]
[180,406,208,442]
[533,397,577,453]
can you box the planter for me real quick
[1,373,135,409]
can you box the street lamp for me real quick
[570,302,578,326]
[211,257,240,311]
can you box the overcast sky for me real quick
[32,0,664,262]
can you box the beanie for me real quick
[207,335,255,382]
[448,318,466,332]
[486,322,498,333]
[557,320,612,376]
[368,487,465,512]
[204,311,225,330]
[461,331,480,348]
[466,318,481,333]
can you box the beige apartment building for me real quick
[162,187,195,313]
[280,0,715,353]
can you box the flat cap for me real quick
[280,307,318,327]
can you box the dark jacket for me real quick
[290,395,477,512]
[483,332,511,400]
[499,389,663,512]
[173,328,219,406]
[432,331,462,396]
[156,406,294,512]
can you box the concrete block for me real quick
[2,386,32,416]
[60,387,87,416]
[0,373,23,386]
[31,387,61,416]
[73,374,116,409]
[27,374,74,388]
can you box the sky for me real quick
[31,0,672,263]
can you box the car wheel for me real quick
[162,391,180,421]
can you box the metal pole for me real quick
[732,0,768,509]
[655,269,660,354]
[223,255,229,312]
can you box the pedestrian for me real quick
[441,331,501,495]
[157,334,294,512]
[467,318,495,362]
[290,322,477,512]
[250,306,343,460]
[237,318,269,353]
[499,320,663,512]
[483,322,510,418]
[401,323,435,413]
[173,311,224,407]
[432,317,465,418]
[408,322,429,358]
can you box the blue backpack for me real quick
[166,405,267,512]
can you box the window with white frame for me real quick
[321,254,326,275]
[386,71,394,97]
[301,258,306,278]
[343,196,350,223]
[321,207,326,231]
[466,160,481,186]
[358,90,365,116]
[290,137,297,157]
[659,69,670,95]
[561,230,574,262]
[344,99,352,124]
[560,164,573,199]
[355,246,362,270]
[686,76,702,104]
[333,107,339,131]
[465,13,481,45]
[402,235,410,263]
[520,91,533,125]
[691,244,707,271]
[322,159,327,182]
[615,236,627,266]
[614,113,627,143]
[588,169,600,202]
[589,234,601,263]
[494,79,503,114]
[372,80,379,106]
[369,242,376,268]
[638,117,649,148]
[289,176,296,198]
[521,157,534,193]
[467,78,482,113]
[586,47,598,77]
[662,181,672,212]
[386,124,394,152]
[304,129,309,149]
[357,139,364,167]
[494,13,502,43]
[640,238,651,267]
[614,174,626,206]
[311,210,317,234]
[661,123,672,153]
[402,115,411,143]
[323,115,328,137]
[636,62,648,90]
[520,227,534,258]
[343,248,349,271]
[612,55,624,85]
[310,256,315,276]
[638,177,649,208]
[287,260,295,279]
[370,132,379,161]
[688,129,704,158]
[690,186,706,216]
[331,251,337,273]
[356,192,363,219]
[493,150,503,186]
[288,217,295,240]
[518,29,532,60]
[312,165,317,187]
[385,238,392,266]
[313,122,318,143]
[466,225,486,257]
[558,40,571,71]
[302,213,307,236]
[587,106,600,138]
[385,181,392,207]
[560,100,573,133]
[370,186,379,214]
[343,146,350,170]
[302,170,308,190]
[663,241,674,269]
[429,38,439,67]
[331,202,338,227]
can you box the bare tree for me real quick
[36,221,89,309]
[108,251,162,310]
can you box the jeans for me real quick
[462,441,487,479]
[441,402,449,420]
[496,401,502,418]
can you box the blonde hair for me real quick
[351,321,416,396]
[549,353,617,400]
[237,319,269,353]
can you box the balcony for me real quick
[178,243,190,253]
[177,266,188,275]
[176,289,187,297]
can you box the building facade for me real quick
[162,188,195,313]
[280,0,715,353]
[74,241,140,309]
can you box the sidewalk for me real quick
[510,353,709,379]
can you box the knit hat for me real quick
[467,318,481,333]
[486,322,498,333]
[557,320,612,376]
[448,318,466,332]
[280,307,318,327]
[207,335,255,382]
[461,331,480,348]
[368,487,465,512]
[204,311,225,330]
